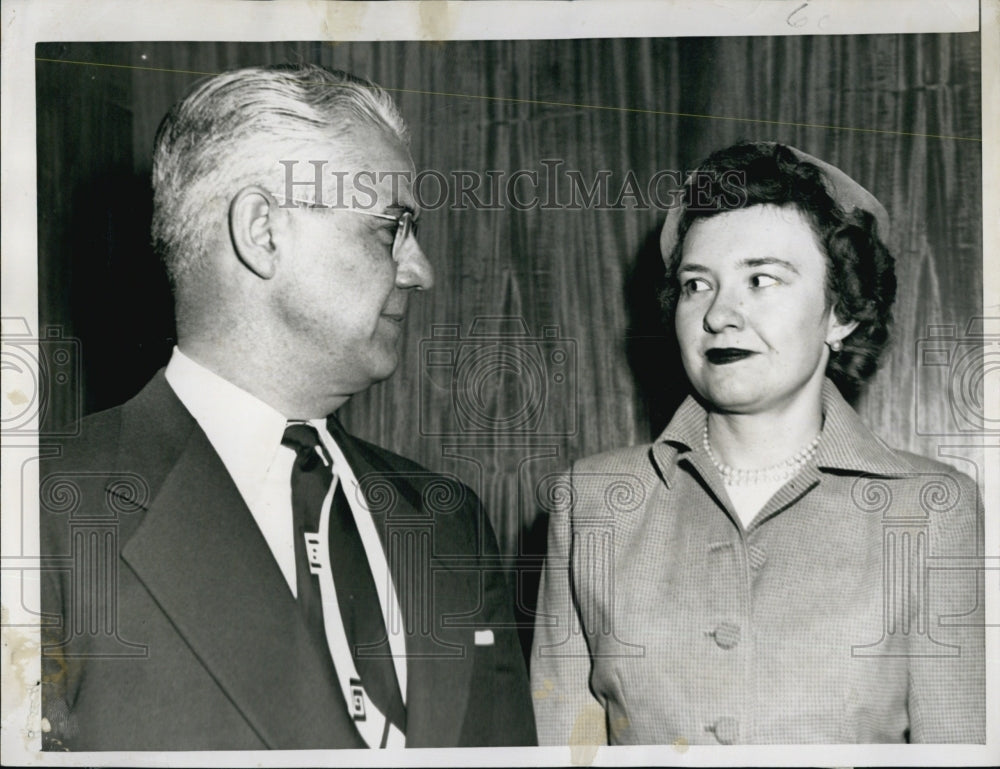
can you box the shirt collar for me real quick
[652,378,916,482]
[164,346,290,508]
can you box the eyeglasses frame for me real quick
[274,194,418,259]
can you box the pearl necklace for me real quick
[702,422,821,486]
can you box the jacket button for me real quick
[711,622,740,649]
[748,544,767,570]
[709,716,739,745]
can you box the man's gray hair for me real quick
[151,64,409,284]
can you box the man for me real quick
[40,64,536,751]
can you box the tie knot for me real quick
[282,423,328,470]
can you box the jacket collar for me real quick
[651,378,916,485]
[113,371,366,748]
[114,372,474,748]
[164,346,288,516]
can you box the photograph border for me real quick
[2,1,996,766]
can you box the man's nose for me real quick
[394,233,434,290]
[703,286,744,333]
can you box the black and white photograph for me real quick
[1,1,996,765]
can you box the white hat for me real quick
[659,142,891,262]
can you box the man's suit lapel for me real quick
[116,373,364,749]
[332,422,475,748]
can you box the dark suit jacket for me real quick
[40,371,536,750]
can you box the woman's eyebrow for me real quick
[739,256,800,273]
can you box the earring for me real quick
[829,339,843,353]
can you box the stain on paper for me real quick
[320,0,367,41]
[417,1,457,41]
[533,677,555,700]
[568,702,605,765]
[1,619,42,753]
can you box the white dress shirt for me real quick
[164,346,407,700]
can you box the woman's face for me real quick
[675,203,856,416]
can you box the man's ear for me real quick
[229,186,283,279]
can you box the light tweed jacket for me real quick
[531,380,984,745]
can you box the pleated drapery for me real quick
[36,36,983,590]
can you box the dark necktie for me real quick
[282,422,406,737]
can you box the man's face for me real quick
[272,129,433,400]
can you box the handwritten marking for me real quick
[787,2,810,28]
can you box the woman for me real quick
[531,142,984,745]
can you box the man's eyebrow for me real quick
[676,263,710,274]
[384,202,417,218]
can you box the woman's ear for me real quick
[826,309,860,349]
[229,186,282,279]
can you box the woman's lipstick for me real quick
[705,347,755,364]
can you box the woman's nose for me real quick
[702,287,744,333]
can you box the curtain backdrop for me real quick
[35,36,984,650]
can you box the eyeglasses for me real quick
[276,195,418,258]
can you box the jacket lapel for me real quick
[398,551,476,748]
[117,374,363,749]
[332,423,475,747]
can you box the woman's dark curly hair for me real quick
[660,141,897,400]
